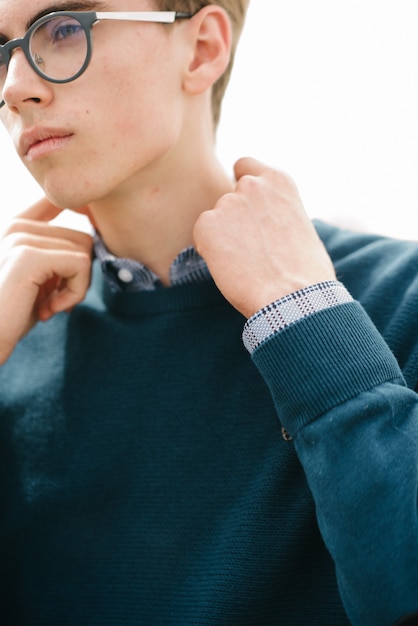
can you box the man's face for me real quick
[0,0,188,208]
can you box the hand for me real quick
[0,198,93,365]
[193,157,336,318]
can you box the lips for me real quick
[19,127,73,159]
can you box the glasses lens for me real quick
[29,15,88,82]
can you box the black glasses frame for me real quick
[0,10,193,108]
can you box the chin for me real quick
[43,192,88,211]
[40,175,97,211]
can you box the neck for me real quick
[88,153,233,285]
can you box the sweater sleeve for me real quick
[251,299,418,626]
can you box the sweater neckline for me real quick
[93,261,227,317]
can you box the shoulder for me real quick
[315,219,418,300]
[315,220,418,386]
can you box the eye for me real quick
[52,21,83,42]
[36,17,84,45]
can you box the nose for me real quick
[2,47,52,110]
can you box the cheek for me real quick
[105,75,183,149]
[0,109,18,147]
[99,32,182,119]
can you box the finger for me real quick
[17,197,65,222]
[16,197,94,227]
[3,221,94,251]
[38,278,90,320]
[233,157,272,181]
[0,246,92,363]
[31,249,92,318]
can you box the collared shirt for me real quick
[94,233,211,292]
[94,234,353,353]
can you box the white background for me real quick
[1,1,418,239]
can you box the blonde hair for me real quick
[156,1,250,128]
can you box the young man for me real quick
[0,1,417,624]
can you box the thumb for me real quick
[19,197,65,222]
[19,197,97,230]
[233,156,271,181]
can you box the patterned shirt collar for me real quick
[94,232,211,293]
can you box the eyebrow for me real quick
[26,1,107,30]
[0,1,107,43]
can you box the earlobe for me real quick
[182,6,232,95]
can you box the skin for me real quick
[0,0,336,364]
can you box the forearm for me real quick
[251,301,418,626]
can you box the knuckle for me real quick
[193,210,217,254]
[77,251,92,273]
[0,219,26,238]
[219,191,240,208]
[194,209,214,232]
[1,230,26,250]
[58,227,93,249]
[237,174,259,192]
[4,242,33,265]
[80,233,94,251]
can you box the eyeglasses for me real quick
[0,10,193,108]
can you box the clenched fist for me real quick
[193,157,336,318]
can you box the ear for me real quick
[182,6,232,95]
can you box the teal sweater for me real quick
[0,221,417,625]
